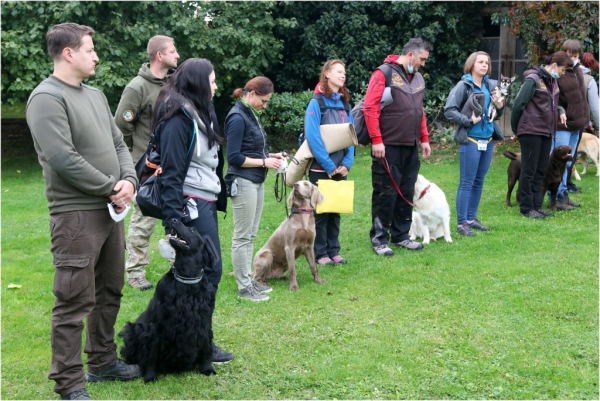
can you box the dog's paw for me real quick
[445,236,453,243]
[289,283,299,291]
[199,365,217,376]
[315,278,327,284]
[144,375,158,383]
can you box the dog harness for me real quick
[290,207,313,214]
[418,184,431,200]
[172,267,204,285]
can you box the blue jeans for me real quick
[456,139,494,225]
[549,130,579,199]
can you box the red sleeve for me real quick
[420,109,429,143]
[363,70,386,145]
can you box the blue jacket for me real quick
[304,88,355,175]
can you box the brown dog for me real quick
[253,181,325,291]
[503,150,521,207]
[543,145,573,210]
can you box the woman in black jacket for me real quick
[151,58,232,363]
[225,77,285,302]
[510,52,570,218]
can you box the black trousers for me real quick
[518,134,552,213]
[370,145,420,246]
[309,170,345,259]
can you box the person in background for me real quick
[26,22,141,400]
[364,37,433,256]
[444,51,505,235]
[548,39,589,207]
[566,51,599,192]
[304,59,355,265]
[225,77,285,302]
[151,58,233,364]
[511,51,571,218]
[114,35,179,290]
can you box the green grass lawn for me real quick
[2,143,598,400]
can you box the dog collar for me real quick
[418,184,431,200]
[172,268,204,285]
[290,207,313,214]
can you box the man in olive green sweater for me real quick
[26,23,141,400]
[114,35,179,290]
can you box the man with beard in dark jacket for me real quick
[114,36,179,290]
[364,38,433,256]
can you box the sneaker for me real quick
[563,194,580,207]
[61,388,92,400]
[317,257,334,265]
[331,255,347,264]
[85,359,141,382]
[567,184,581,193]
[211,343,234,364]
[555,201,574,211]
[238,285,269,302]
[251,280,272,294]
[520,210,545,219]
[536,208,555,217]
[127,277,153,291]
[373,244,394,256]
[467,219,490,231]
[456,223,474,236]
[392,239,424,251]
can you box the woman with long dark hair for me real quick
[151,58,232,363]
[225,76,285,302]
[510,51,572,218]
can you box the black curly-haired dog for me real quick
[119,219,217,382]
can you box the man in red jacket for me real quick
[364,38,433,256]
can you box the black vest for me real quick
[225,100,269,183]
[517,68,560,137]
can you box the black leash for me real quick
[274,151,299,217]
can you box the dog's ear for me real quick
[311,184,325,206]
[287,190,295,207]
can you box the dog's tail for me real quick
[503,150,518,160]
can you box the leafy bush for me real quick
[261,90,314,151]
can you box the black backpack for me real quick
[298,94,352,147]
[351,63,396,145]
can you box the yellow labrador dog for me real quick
[409,174,452,244]
[253,181,326,291]
[572,132,600,180]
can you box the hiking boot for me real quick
[373,244,394,256]
[211,343,234,364]
[392,239,424,251]
[331,255,347,264]
[555,201,574,211]
[457,223,474,236]
[317,257,334,265]
[85,359,141,382]
[563,194,580,207]
[238,285,269,302]
[252,279,272,294]
[520,210,545,219]
[536,208,555,217]
[127,276,153,291]
[61,388,92,400]
[567,184,581,193]
[467,218,490,231]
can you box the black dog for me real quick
[503,150,521,207]
[543,145,573,210]
[119,219,217,382]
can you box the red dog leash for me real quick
[381,157,416,208]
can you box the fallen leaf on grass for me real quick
[327,292,332,295]
[8,284,22,289]
[17,170,21,174]
[369,320,375,325]
[227,271,234,276]
[350,296,359,301]
[4,189,8,192]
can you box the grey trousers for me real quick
[231,177,264,290]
